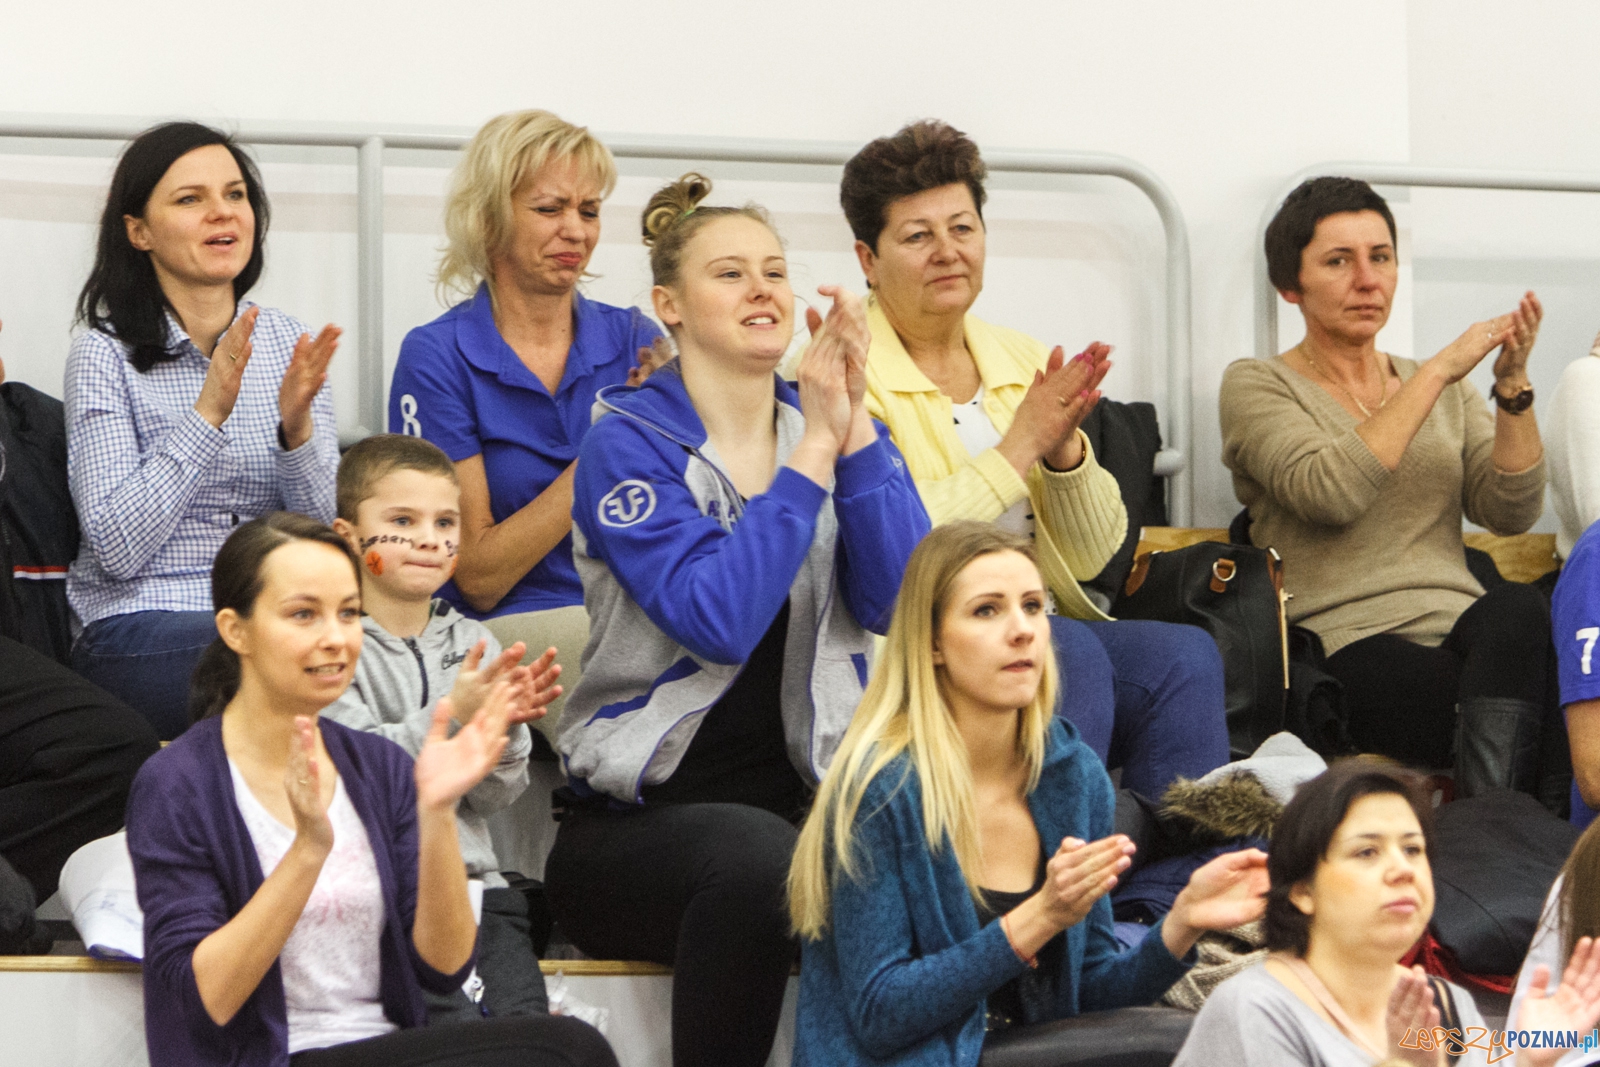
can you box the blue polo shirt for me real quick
[388,284,662,618]
[1553,517,1600,829]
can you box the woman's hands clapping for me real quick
[1426,291,1541,387]
[414,680,513,813]
[278,325,341,450]
[1161,848,1269,958]
[796,285,871,451]
[997,343,1113,478]
[789,285,873,486]
[1035,834,1136,929]
[284,714,334,857]
[1513,936,1600,1067]
[1386,965,1444,1066]
[195,305,260,430]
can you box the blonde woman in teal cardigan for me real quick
[787,522,1268,1066]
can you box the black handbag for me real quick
[1111,542,1289,760]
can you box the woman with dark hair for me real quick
[126,512,614,1067]
[67,122,342,740]
[836,120,1228,796]
[1175,758,1600,1067]
[1222,177,1557,801]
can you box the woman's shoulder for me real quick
[1222,354,1297,387]
[1197,962,1305,1024]
[963,313,1051,368]
[129,719,225,810]
[577,292,659,336]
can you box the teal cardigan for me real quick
[794,718,1193,1066]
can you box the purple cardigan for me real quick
[126,715,476,1067]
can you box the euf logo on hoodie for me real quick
[598,480,657,528]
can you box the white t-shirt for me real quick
[1547,354,1600,561]
[950,386,1034,537]
[230,761,396,1055]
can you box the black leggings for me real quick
[1324,582,1558,767]
[288,1016,615,1067]
[0,635,158,902]
[544,802,799,1067]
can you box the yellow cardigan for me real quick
[861,296,1128,621]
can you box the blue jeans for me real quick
[70,610,217,740]
[1050,617,1230,798]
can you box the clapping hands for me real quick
[999,342,1113,476]
[415,681,515,813]
[795,285,871,455]
[1513,936,1600,1067]
[446,640,562,728]
[1035,834,1136,929]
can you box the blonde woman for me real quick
[387,109,663,711]
[788,521,1267,1066]
[545,174,927,1067]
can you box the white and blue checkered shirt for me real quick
[65,302,339,626]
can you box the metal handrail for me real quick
[0,118,1198,522]
[1256,162,1600,363]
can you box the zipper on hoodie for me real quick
[403,637,429,709]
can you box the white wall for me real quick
[1407,0,1600,533]
[0,0,1415,525]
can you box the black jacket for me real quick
[0,381,79,663]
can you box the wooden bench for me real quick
[1135,528,1559,585]
[0,953,785,1067]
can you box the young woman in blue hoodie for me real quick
[546,174,930,1067]
[787,521,1268,1066]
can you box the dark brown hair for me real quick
[839,120,988,252]
[641,172,776,292]
[77,122,270,372]
[336,433,458,522]
[1264,177,1398,294]
[1264,757,1434,956]
[188,513,360,722]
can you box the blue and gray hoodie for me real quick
[557,364,930,804]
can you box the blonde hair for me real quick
[437,109,617,303]
[788,522,1058,940]
[641,172,776,291]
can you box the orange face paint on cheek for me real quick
[365,550,384,576]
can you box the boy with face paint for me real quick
[324,433,563,1022]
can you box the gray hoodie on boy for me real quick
[323,600,531,888]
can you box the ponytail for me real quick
[188,637,240,723]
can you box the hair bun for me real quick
[642,172,713,247]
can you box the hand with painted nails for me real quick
[997,342,1114,477]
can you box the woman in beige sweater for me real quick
[1221,176,1558,803]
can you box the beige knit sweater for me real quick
[1219,354,1545,654]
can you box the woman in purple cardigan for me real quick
[125,512,614,1067]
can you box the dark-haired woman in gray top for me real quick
[1174,758,1600,1067]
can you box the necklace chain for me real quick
[1297,342,1389,419]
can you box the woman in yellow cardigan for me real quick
[838,120,1229,798]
